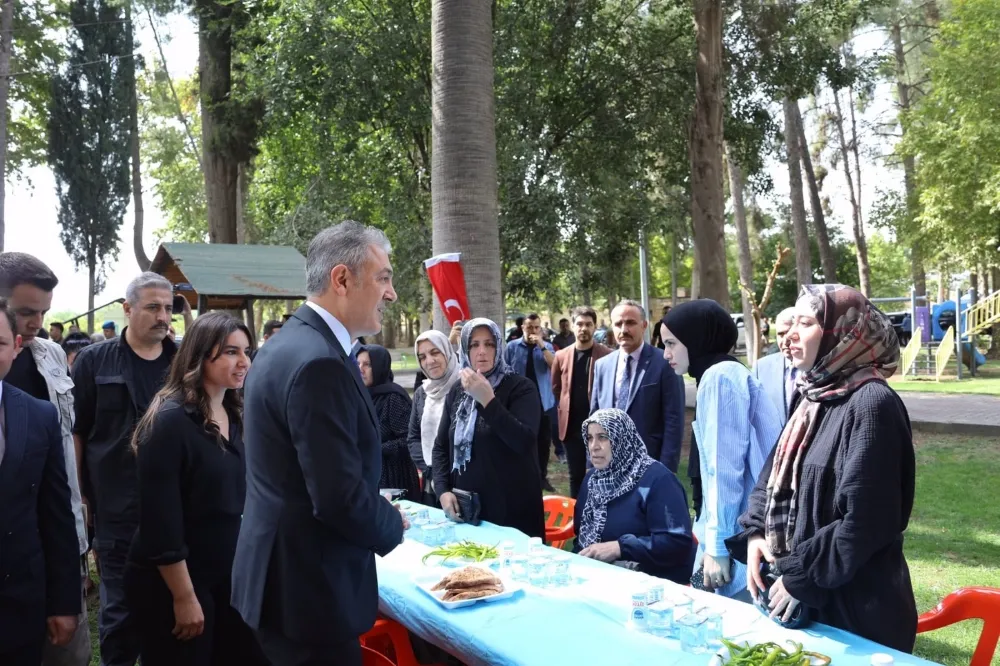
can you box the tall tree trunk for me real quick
[430,0,502,329]
[198,0,238,244]
[990,267,1000,359]
[236,161,249,244]
[670,231,678,306]
[87,251,96,334]
[832,89,871,296]
[689,0,729,305]
[125,3,150,270]
[848,86,864,225]
[794,102,836,282]
[0,0,13,251]
[784,97,812,288]
[891,18,926,296]
[727,147,755,360]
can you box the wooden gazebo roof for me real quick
[149,243,307,311]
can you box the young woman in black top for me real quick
[124,312,267,666]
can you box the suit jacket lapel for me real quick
[292,305,379,428]
[0,388,28,497]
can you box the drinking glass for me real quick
[510,554,530,582]
[438,522,456,546]
[700,609,723,650]
[677,613,708,653]
[550,554,571,587]
[646,601,673,638]
[527,557,549,587]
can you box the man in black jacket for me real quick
[232,220,406,666]
[0,300,81,665]
[71,272,177,666]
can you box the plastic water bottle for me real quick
[500,541,515,570]
[630,590,648,631]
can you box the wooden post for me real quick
[740,245,791,364]
[245,298,257,344]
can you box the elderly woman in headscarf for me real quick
[432,318,545,538]
[573,409,695,584]
[727,285,917,652]
[661,299,784,600]
[356,344,420,499]
[407,330,461,505]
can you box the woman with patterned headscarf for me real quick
[728,284,917,652]
[573,409,695,584]
[431,318,545,538]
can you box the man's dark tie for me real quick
[615,355,633,409]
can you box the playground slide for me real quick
[962,342,987,370]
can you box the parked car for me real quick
[731,313,747,351]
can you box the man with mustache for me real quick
[751,307,797,425]
[71,272,178,666]
[590,299,686,472]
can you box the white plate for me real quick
[413,568,522,609]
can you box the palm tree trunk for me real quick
[0,0,13,251]
[890,18,926,296]
[689,0,728,306]
[832,89,871,296]
[783,97,812,289]
[430,0,502,329]
[794,102,836,282]
[726,147,755,360]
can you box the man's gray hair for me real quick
[305,220,392,296]
[126,272,173,304]
[776,307,796,325]
[612,298,646,321]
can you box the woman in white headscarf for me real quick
[432,318,545,538]
[407,330,461,505]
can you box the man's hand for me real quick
[439,492,462,522]
[579,541,622,563]
[449,322,463,347]
[46,615,78,646]
[746,535,775,601]
[460,368,495,407]
[703,553,732,591]
[525,333,542,347]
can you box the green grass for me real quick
[549,422,1000,665]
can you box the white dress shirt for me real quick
[305,301,354,357]
[614,342,644,406]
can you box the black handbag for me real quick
[752,562,813,629]
[451,488,482,526]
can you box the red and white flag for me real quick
[424,253,471,325]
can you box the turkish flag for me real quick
[424,253,471,325]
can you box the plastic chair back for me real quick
[362,646,396,666]
[917,586,1000,666]
[361,617,443,666]
[543,495,576,549]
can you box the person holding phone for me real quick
[432,319,545,538]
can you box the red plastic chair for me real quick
[543,495,576,549]
[361,617,443,666]
[362,645,395,666]
[917,586,1000,666]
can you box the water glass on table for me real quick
[510,554,530,582]
[677,613,708,653]
[549,553,572,587]
[527,557,550,587]
[699,608,723,650]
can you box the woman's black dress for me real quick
[728,381,918,653]
[374,391,421,499]
[432,374,545,538]
[125,400,267,666]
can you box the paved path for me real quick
[394,370,1000,435]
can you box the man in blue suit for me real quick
[590,299,686,471]
[0,300,81,665]
[751,307,796,425]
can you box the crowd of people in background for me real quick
[0,220,919,665]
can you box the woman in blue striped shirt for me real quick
[662,300,783,599]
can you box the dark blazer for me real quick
[231,305,404,647]
[590,343,686,472]
[752,352,789,425]
[0,384,81,648]
[551,343,612,442]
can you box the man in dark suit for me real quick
[232,221,407,666]
[551,306,611,498]
[0,299,81,665]
[590,299,686,471]
[751,307,796,425]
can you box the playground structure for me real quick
[881,285,1000,381]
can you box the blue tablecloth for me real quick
[377,504,940,666]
